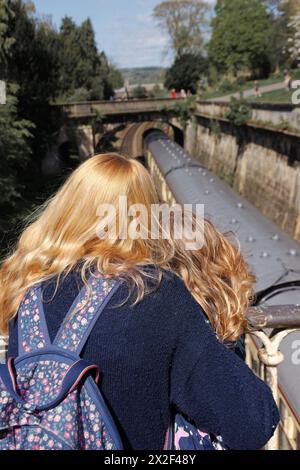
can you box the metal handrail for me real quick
[247,305,300,329]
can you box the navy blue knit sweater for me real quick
[8,270,279,450]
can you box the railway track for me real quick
[120,122,159,159]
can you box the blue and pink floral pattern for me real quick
[15,360,70,406]
[54,278,116,352]
[0,375,115,450]
[171,414,226,451]
[19,288,48,353]
[0,276,122,450]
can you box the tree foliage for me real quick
[57,17,123,102]
[0,83,33,210]
[261,0,300,70]
[208,0,272,77]
[2,1,124,160]
[0,1,124,246]
[225,97,252,126]
[173,95,196,129]
[165,53,207,93]
[0,0,15,68]
[0,2,34,219]
[7,1,59,105]
[5,4,123,106]
[153,0,211,56]
[287,3,300,66]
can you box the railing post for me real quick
[251,329,300,450]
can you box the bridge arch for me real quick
[54,98,186,159]
[120,121,184,162]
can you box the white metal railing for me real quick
[245,305,300,450]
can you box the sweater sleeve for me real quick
[170,296,280,450]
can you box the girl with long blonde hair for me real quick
[1,154,278,450]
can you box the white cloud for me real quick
[104,8,172,68]
[101,0,216,68]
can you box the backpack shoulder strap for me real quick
[18,284,51,355]
[53,276,120,355]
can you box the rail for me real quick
[247,305,300,329]
[196,100,300,133]
[246,305,300,450]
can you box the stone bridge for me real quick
[56,97,185,122]
[44,98,185,171]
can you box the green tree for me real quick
[208,0,272,77]
[7,1,59,104]
[57,16,122,101]
[77,19,102,95]
[0,2,34,229]
[97,51,120,100]
[58,16,83,96]
[0,0,15,71]
[279,0,300,67]
[6,1,60,162]
[0,84,33,211]
[287,8,300,67]
[0,1,124,252]
[153,0,211,57]
[262,0,299,71]
[165,53,207,93]
[105,62,124,92]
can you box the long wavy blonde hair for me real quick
[0,153,255,342]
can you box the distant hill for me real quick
[121,67,165,86]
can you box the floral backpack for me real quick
[0,277,123,450]
[165,414,226,450]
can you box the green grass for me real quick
[248,88,295,104]
[202,69,300,101]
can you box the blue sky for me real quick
[33,0,215,68]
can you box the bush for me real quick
[132,86,148,99]
[219,79,234,93]
[235,76,246,87]
[67,88,91,102]
[225,97,252,126]
[173,96,196,130]
[210,119,221,136]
